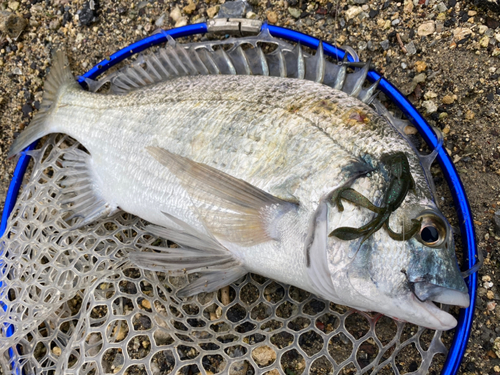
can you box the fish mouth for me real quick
[404,281,470,330]
[412,297,458,330]
[412,281,470,308]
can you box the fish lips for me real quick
[412,281,470,308]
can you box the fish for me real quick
[8,31,469,331]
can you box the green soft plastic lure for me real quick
[330,152,420,243]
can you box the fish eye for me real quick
[420,225,440,244]
[415,212,447,248]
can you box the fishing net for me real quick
[0,134,451,374]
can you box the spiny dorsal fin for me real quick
[92,31,378,102]
[146,146,299,247]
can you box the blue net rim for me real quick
[0,22,477,375]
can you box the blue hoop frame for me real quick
[0,23,476,375]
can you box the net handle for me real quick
[0,22,477,375]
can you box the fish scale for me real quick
[7,33,468,330]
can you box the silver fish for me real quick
[8,33,468,330]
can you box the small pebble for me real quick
[183,1,196,15]
[417,21,435,36]
[424,91,437,100]
[252,345,277,366]
[465,110,475,120]
[453,27,472,41]
[479,25,489,35]
[52,346,62,356]
[414,61,427,72]
[442,95,455,104]
[404,0,413,13]
[0,10,27,39]
[480,36,490,48]
[345,6,363,20]
[380,39,390,50]
[266,11,278,24]
[413,73,426,84]
[405,41,416,55]
[404,125,418,135]
[155,13,167,27]
[141,299,151,309]
[437,2,448,12]
[422,100,437,113]
[218,0,251,18]
[7,1,19,11]
[170,6,182,22]
[174,17,187,28]
[288,7,301,18]
[206,5,220,19]
[49,19,61,30]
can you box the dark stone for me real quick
[456,34,470,45]
[486,16,500,29]
[464,0,500,14]
[369,8,379,18]
[382,0,392,10]
[487,92,495,102]
[79,1,97,26]
[444,18,454,27]
[497,87,500,95]
[448,0,456,7]
[62,11,72,26]
[33,100,40,110]
[409,362,419,372]
[465,361,476,372]
[494,211,500,236]
[22,103,33,118]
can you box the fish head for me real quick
[319,192,469,331]
[341,200,468,330]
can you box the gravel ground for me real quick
[0,0,499,373]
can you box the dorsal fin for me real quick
[89,30,379,102]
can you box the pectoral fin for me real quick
[304,201,338,301]
[147,146,299,247]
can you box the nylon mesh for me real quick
[0,135,451,374]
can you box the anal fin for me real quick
[59,148,116,228]
[130,212,246,297]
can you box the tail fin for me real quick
[8,50,80,157]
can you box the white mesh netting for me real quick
[0,135,453,374]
